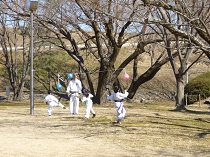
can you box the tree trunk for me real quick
[128,53,177,99]
[175,77,186,110]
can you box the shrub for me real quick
[185,72,210,104]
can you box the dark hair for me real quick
[82,88,88,94]
[73,73,78,78]
[84,93,89,97]
[48,90,52,94]
[114,86,119,93]
[82,88,89,97]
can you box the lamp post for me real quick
[26,0,39,115]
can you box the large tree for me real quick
[2,0,208,106]
[1,0,178,103]
[0,3,30,100]
[0,0,54,100]
[141,0,210,109]
[142,0,210,58]
[36,0,179,103]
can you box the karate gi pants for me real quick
[69,93,80,114]
[85,103,95,119]
[48,102,65,116]
[114,102,126,121]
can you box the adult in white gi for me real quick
[107,86,129,123]
[66,74,82,114]
[81,88,96,119]
[44,90,66,116]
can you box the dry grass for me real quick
[0,100,210,157]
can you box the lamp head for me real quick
[26,0,39,11]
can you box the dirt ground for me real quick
[0,101,210,157]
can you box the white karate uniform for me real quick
[107,90,129,121]
[81,93,95,119]
[66,78,82,114]
[44,94,65,116]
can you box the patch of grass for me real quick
[0,101,29,107]
[1,100,210,155]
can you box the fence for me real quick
[185,94,208,106]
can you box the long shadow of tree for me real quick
[170,109,210,115]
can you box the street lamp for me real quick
[26,0,39,115]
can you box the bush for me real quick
[185,72,210,104]
[33,50,77,92]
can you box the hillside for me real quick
[0,45,209,102]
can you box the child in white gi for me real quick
[81,88,96,120]
[107,86,129,123]
[44,90,66,116]
[66,74,82,114]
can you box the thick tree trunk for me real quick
[128,53,178,99]
[175,77,186,110]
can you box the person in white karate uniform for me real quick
[66,73,82,114]
[81,88,96,120]
[44,90,66,116]
[107,86,129,123]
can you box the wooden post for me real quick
[6,86,10,100]
[185,94,188,106]
[199,94,201,107]
[48,71,52,90]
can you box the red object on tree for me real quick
[123,72,129,81]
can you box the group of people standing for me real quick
[44,73,96,120]
[44,73,129,124]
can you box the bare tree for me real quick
[0,4,30,100]
[142,0,210,58]
[1,0,179,104]
[35,0,175,103]
[3,0,208,106]
[142,0,210,109]
[0,0,47,100]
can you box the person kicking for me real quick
[44,90,66,116]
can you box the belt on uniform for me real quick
[70,91,78,94]
[114,100,122,102]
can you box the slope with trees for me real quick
[0,0,209,108]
